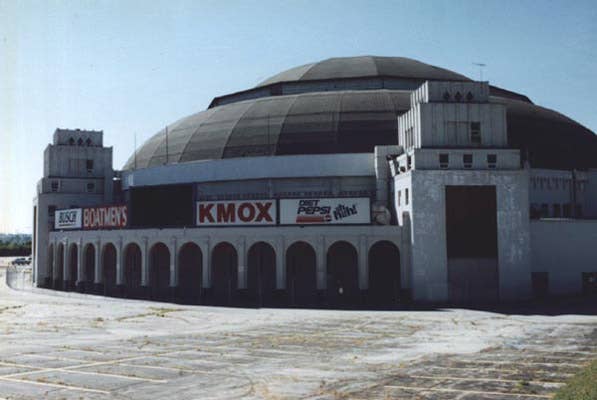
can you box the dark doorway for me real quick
[83,244,95,291]
[582,272,597,296]
[124,243,142,298]
[178,242,202,304]
[248,242,276,307]
[326,241,359,308]
[47,244,54,288]
[149,243,171,301]
[368,241,401,308]
[68,244,78,290]
[445,186,499,304]
[211,242,238,305]
[102,243,117,296]
[532,272,549,299]
[286,241,317,307]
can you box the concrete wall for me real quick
[407,169,531,302]
[531,219,597,295]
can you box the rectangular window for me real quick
[86,159,94,173]
[407,155,412,170]
[553,204,561,217]
[463,154,473,169]
[439,153,449,169]
[487,154,497,169]
[86,182,95,193]
[470,122,481,145]
[405,188,409,205]
[48,205,56,217]
[51,181,59,192]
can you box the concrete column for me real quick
[116,237,123,285]
[358,235,368,290]
[275,237,285,289]
[316,236,326,290]
[237,237,247,289]
[141,237,148,286]
[201,239,210,288]
[76,239,84,284]
[63,239,69,281]
[169,237,178,287]
[94,239,101,284]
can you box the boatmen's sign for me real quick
[83,205,128,230]
[55,208,82,230]
[196,200,276,226]
[280,198,370,225]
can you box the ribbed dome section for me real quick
[124,56,597,171]
[257,56,470,87]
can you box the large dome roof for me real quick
[257,56,470,87]
[124,56,596,171]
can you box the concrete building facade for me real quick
[32,56,597,307]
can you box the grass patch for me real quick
[554,359,597,400]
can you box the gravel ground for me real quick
[0,260,595,399]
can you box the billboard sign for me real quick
[83,205,128,230]
[54,208,82,230]
[280,198,370,225]
[196,200,276,226]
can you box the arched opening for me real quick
[102,243,117,296]
[149,242,170,301]
[68,243,78,291]
[326,241,359,308]
[83,243,95,291]
[47,244,54,288]
[55,243,64,290]
[368,241,400,308]
[124,243,142,298]
[247,242,276,307]
[211,242,237,306]
[286,241,317,307]
[178,242,202,304]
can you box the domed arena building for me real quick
[33,56,597,307]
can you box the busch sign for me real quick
[197,200,276,226]
[280,198,370,225]
[83,205,128,230]
[55,208,82,230]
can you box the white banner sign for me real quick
[54,208,82,230]
[197,200,276,226]
[280,198,370,225]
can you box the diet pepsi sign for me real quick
[54,208,82,230]
[196,200,276,226]
[280,198,370,225]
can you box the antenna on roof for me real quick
[472,62,486,82]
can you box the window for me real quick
[48,205,56,217]
[86,159,94,173]
[439,153,449,169]
[68,137,75,146]
[487,154,497,169]
[405,188,409,205]
[540,203,549,218]
[86,138,92,146]
[407,155,412,170]
[86,183,95,193]
[470,122,481,145]
[466,91,474,101]
[77,138,83,146]
[397,190,401,206]
[455,91,462,101]
[443,91,450,101]
[51,181,59,192]
[553,204,561,217]
[463,154,473,169]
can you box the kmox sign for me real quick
[196,200,276,226]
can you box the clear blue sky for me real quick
[1,0,596,233]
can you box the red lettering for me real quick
[255,202,273,222]
[217,203,235,223]
[238,203,255,222]
[199,204,215,223]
